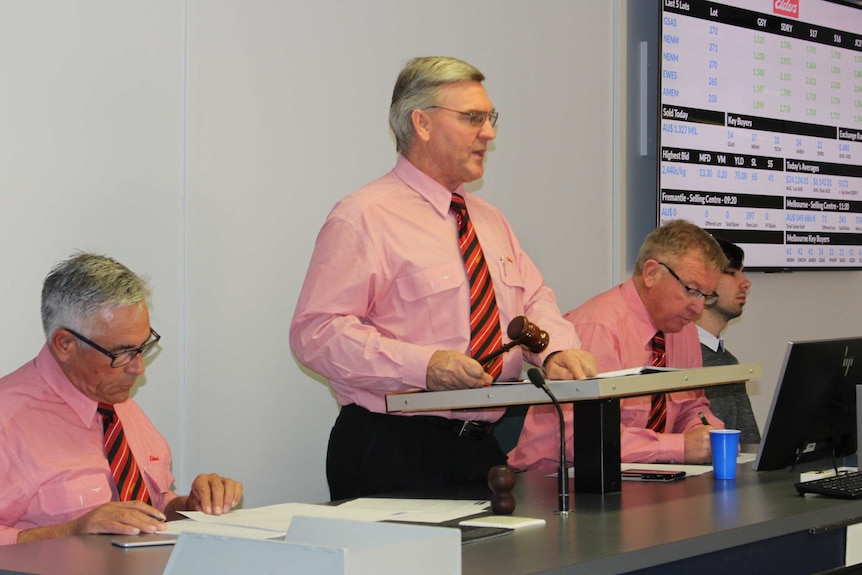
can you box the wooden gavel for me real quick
[475,316,549,366]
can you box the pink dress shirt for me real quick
[289,155,579,421]
[0,345,177,545]
[508,278,723,471]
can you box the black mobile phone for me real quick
[621,469,687,481]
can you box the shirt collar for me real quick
[392,154,465,218]
[35,344,102,429]
[620,279,661,351]
[697,325,722,352]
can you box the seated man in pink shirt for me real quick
[509,220,728,471]
[0,253,242,545]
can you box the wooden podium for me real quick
[386,364,761,494]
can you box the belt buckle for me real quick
[459,420,485,439]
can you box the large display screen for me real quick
[659,0,862,270]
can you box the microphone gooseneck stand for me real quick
[528,367,569,516]
[473,318,564,512]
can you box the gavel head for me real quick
[506,316,549,354]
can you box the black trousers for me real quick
[326,404,507,501]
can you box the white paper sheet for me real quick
[460,515,545,529]
[178,502,394,532]
[560,453,758,478]
[588,366,679,379]
[173,498,489,537]
[494,366,678,386]
[336,498,490,523]
[162,519,284,540]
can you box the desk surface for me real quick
[1,465,860,575]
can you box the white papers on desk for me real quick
[589,366,679,379]
[336,498,490,524]
[171,502,393,539]
[460,515,545,529]
[737,452,757,464]
[166,499,489,539]
[162,519,284,540]
[561,453,758,478]
[495,366,678,386]
[620,463,713,477]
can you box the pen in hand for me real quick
[698,411,710,426]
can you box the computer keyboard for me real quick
[795,470,862,499]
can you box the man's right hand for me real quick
[683,426,714,464]
[16,501,166,543]
[426,350,493,391]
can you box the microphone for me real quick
[475,316,550,366]
[527,367,569,516]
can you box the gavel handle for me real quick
[475,341,519,366]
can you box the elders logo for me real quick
[774,0,799,18]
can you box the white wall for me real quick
[0,0,187,476]
[2,0,859,510]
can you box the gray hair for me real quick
[41,252,150,338]
[634,220,728,275]
[389,56,485,153]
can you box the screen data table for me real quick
[659,0,862,269]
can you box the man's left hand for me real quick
[176,473,243,517]
[543,349,598,380]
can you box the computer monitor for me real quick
[753,337,862,472]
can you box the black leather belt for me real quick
[410,415,492,440]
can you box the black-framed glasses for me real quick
[426,106,499,128]
[65,327,161,368]
[657,262,720,306]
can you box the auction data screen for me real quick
[659,0,862,269]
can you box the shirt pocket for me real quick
[669,390,699,403]
[141,459,174,498]
[493,256,526,313]
[395,262,465,345]
[37,474,113,517]
[620,397,651,427]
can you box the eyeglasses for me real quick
[65,327,161,368]
[657,262,720,306]
[426,106,499,128]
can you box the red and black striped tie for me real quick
[646,331,667,432]
[451,192,504,380]
[97,403,151,504]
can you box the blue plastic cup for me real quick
[709,429,741,479]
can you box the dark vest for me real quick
[701,344,761,445]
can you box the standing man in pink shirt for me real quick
[290,56,596,500]
[509,221,728,472]
[0,253,242,545]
